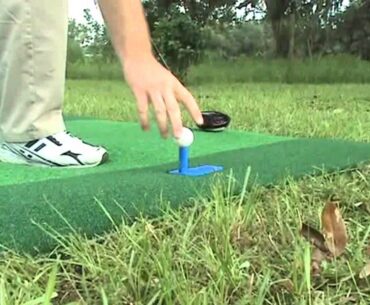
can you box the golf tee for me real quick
[179,146,189,173]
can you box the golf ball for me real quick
[176,127,194,147]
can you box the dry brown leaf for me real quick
[321,201,348,257]
[300,223,329,253]
[280,279,294,292]
[273,279,294,293]
[366,245,370,257]
[231,223,252,251]
[312,247,327,277]
[339,296,358,304]
[357,201,370,215]
[359,261,370,279]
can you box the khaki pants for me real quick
[0,0,67,142]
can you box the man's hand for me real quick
[97,0,203,139]
[124,55,203,139]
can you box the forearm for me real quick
[97,0,153,60]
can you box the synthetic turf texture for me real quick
[1,118,370,254]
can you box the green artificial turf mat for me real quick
[1,118,370,254]
[0,119,290,186]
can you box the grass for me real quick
[189,55,370,85]
[66,55,370,84]
[2,71,370,304]
[64,80,370,141]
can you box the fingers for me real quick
[132,74,202,139]
[133,88,174,138]
[149,91,169,138]
[163,90,183,139]
[133,89,150,131]
[175,81,204,126]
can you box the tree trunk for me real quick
[289,13,295,58]
[270,13,295,58]
[264,0,295,58]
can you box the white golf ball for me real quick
[176,127,194,147]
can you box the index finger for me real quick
[133,88,150,131]
[164,90,183,139]
[175,81,203,126]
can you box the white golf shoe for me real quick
[0,131,108,168]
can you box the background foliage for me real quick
[67,0,370,80]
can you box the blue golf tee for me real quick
[179,146,189,173]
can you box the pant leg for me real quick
[0,0,67,143]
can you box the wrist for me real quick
[118,37,153,61]
[121,47,155,64]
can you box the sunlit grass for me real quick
[66,55,370,84]
[1,74,370,304]
[64,80,370,141]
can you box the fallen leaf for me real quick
[280,279,294,292]
[273,279,294,293]
[359,261,370,279]
[300,223,329,253]
[312,247,327,277]
[231,223,252,251]
[355,201,370,215]
[339,296,358,304]
[321,201,348,256]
